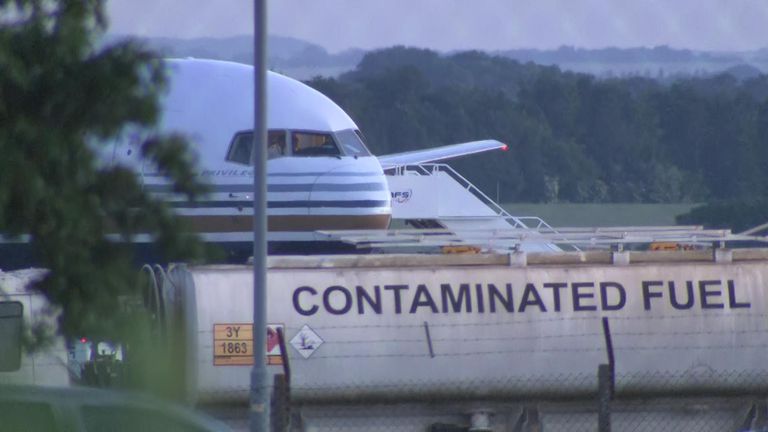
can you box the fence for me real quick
[246,316,768,432]
[261,372,768,432]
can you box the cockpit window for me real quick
[268,131,287,158]
[226,130,287,165]
[335,129,372,157]
[291,131,340,157]
[226,132,252,165]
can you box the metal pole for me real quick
[597,364,611,432]
[251,0,269,431]
[601,317,615,398]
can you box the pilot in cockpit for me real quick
[267,131,286,158]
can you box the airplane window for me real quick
[226,132,253,165]
[335,129,372,157]
[291,131,340,157]
[226,130,288,165]
[267,131,286,158]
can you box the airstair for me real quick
[318,164,766,253]
[385,164,565,252]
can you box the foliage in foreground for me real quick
[0,0,208,343]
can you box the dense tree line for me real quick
[306,47,768,212]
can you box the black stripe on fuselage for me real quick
[267,171,381,177]
[145,182,386,193]
[167,200,390,209]
[269,183,386,192]
[144,171,382,178]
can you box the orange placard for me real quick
[213,323,284,366]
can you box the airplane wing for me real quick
[377,139,507,170]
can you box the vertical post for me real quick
[271,329,290,432]
[251,0,269,431]
[598,317,615,432]
[601,317,615,397]
[271,375,289,432]
[276,327,290,384]
[423,321,435,358]
[597,364,611,432]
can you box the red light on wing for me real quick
[501,144,509,151]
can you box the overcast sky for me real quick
[106,0,768,53]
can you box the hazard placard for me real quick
[213,323,284,366]
[266,324,284,365]
[290,324,323,359]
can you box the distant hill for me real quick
[103,35,767,81]
[496,45,768,78]
[340,46,557,100]
[103,34,364,80]
[722,63,763,81]
[498,45,738,64]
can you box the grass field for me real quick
[502,203,700,228]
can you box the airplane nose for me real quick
[306,163,391,230]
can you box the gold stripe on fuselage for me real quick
[182,214,391,233]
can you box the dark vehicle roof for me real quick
[0,384,233,432]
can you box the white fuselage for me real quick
[111,59,391,246]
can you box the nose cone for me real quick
[304,157,392,230]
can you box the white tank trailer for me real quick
[5,249,768,430]
[149,248,768,405]
[0,269,70,387]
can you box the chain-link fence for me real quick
[193,312,768,431]
[241,312,768,431]
[273,380,768,432]
[227,369,768,432]
[185,305,768,432]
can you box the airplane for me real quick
[102,58,507,261]
[0,58,505,268]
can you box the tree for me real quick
[677,200,768,232]
[0,0,208,344]
[309,45,768,205]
